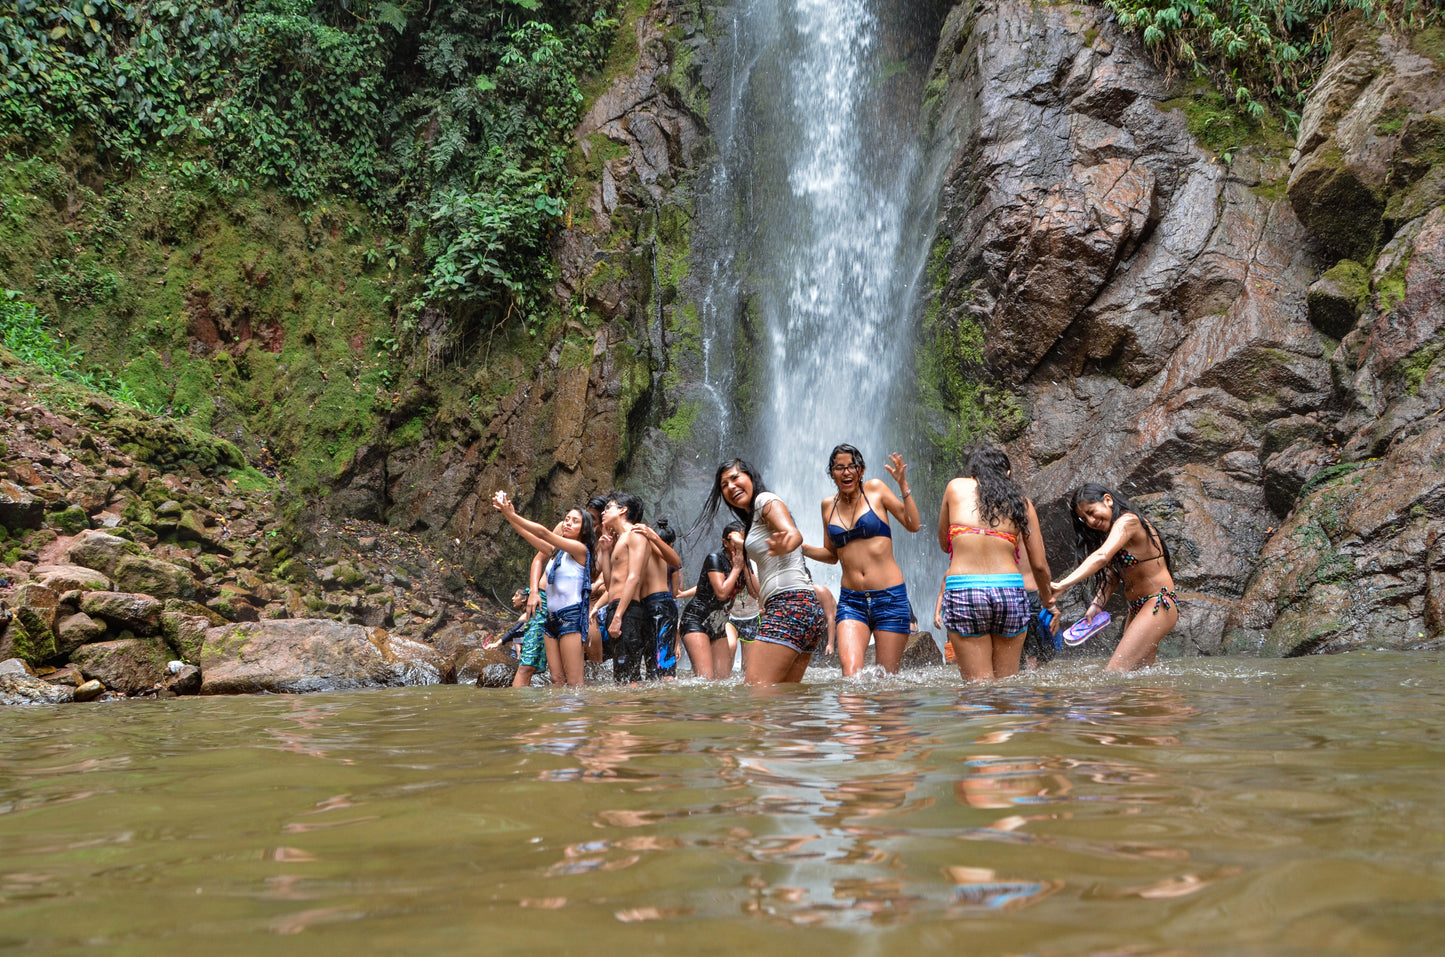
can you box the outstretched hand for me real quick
[492,490,516,516]
[765,529,791,556]
[885,452,908,485]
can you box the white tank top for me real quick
[545,549,588,609]
[745,492,811,605]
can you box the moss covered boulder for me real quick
[1307,260,1371,338]
[71,638,170,696]
[110,554,197,601]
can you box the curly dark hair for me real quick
[967,445,1029,539]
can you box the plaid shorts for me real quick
[758,588,827,655]
[942,574,1029,640]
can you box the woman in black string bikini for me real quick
[803,444,920,676]
[1049,483,1178,672]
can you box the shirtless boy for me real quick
[602,492,658,682]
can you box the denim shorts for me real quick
[545,601,588,641]
[941,574,1029,639]
[836,581,912,633]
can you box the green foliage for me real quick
[1164,80,1294,160]
[0,289,140,404]
[1,0,620,337]
[1104,0,1444,115]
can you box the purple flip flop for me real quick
[1062,611,1112,647]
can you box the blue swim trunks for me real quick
[835,581,912,633]
[644,591,679,677]
[942,574,1029,640]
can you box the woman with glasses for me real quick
[803,444,921,676]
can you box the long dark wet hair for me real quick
[967,445,1029,539]
[1069,483,1173,596]
[826,443,864,477]
[691,457,768,541]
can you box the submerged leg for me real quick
[1106,603,1178,672]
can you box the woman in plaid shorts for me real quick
[693,458,828,686]
[937,446,1034,681]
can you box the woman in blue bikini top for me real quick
[802,443,921,676]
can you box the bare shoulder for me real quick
[863,478,891,496]
[1116,513,1146,539]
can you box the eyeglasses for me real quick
[831,463,862,474]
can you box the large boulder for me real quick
[61,530,141,577]
[110,554,196,601]
[71,638,170,695]
[81,591,163,635]
[458,645,518,686]
[31,564,112,594]
[55,612,108,656]
[199,619,444,695]
[0,479,45,531]
[1,585,61,664]
[160,612,211,662]
[0,671,74,705]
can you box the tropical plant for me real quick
[1104,0,1444,116]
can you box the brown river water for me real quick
[2,652,1443,956]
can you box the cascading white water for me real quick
[693,0,951,596]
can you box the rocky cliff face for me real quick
[924,2,1444,655]
[333,0,712,585]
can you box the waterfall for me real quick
[691,0,953,598]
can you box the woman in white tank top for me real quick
[692,459,827,686]
[492,490,594,688]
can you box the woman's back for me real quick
[941,478,1021,575]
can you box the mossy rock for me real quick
[46,505,91,536]
[160,611,210,662]
[71,637,170,695]
[1307,260,1370,338]
[1,613,59,665]
[1289,148,1385,262]
[102,416,245,474]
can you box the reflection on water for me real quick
[2,654,1444,955]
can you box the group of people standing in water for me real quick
[491,443,1179,687]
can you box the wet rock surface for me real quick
[0,369,514,704]
[927,2,1445,655]
[199,620,444,695]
